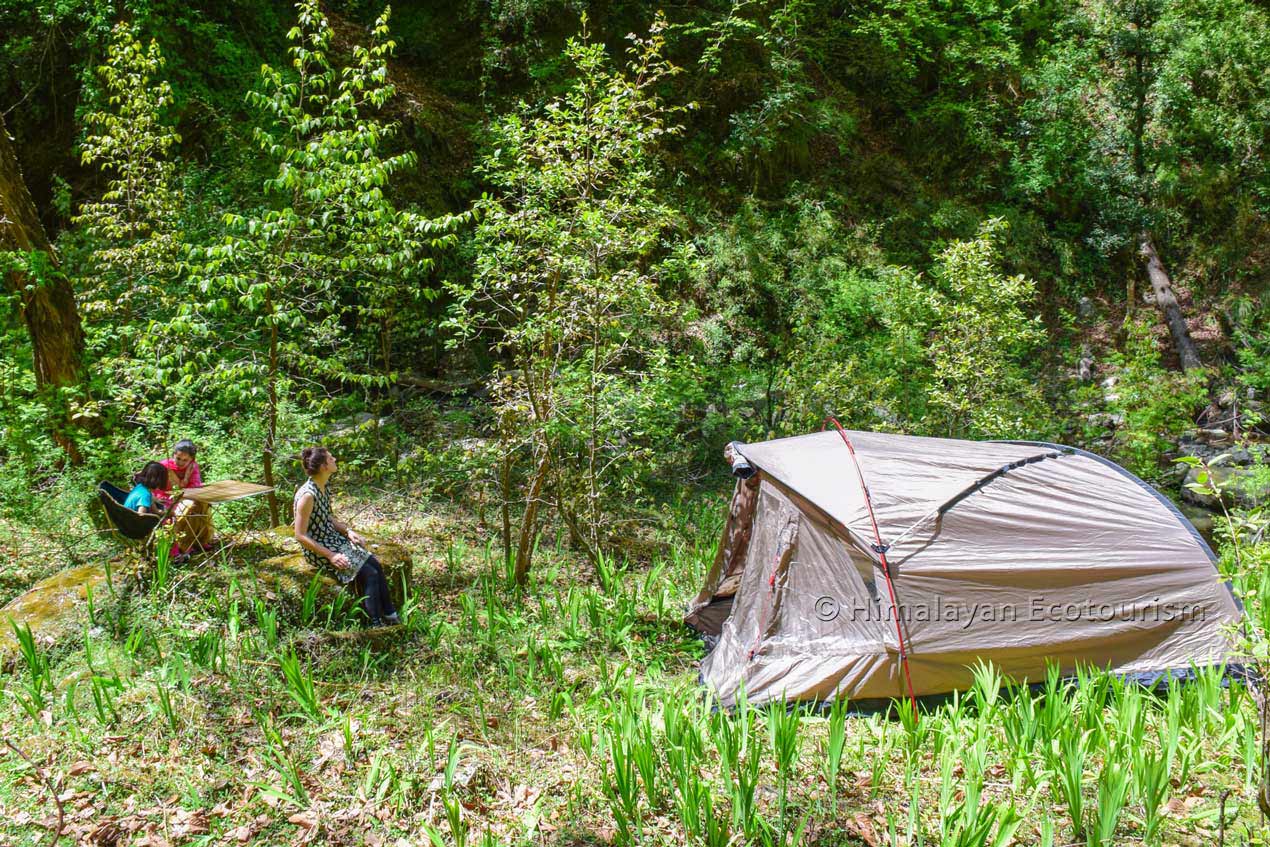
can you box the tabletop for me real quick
[178,480,275,504]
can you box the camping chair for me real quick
[97,481,174,558]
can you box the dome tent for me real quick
[686,429,1244,707]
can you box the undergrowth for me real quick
[0,492,1268,846]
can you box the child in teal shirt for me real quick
[124,462,169,514]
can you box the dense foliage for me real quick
[2,2,1270,845]
[2,0,1267,565]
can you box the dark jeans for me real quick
[353,555,397,623]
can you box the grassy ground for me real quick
[1,487,1268,846]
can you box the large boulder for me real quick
[255,527,413,612]
[0,564,113,668]
[0,531,414,670]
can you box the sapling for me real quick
[1087,754,1131,846]
[822,696,848,815]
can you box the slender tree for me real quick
[75,23,182,323]
[188,1,458,522]
[449,15,686,584]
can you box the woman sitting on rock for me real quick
[293,446,400,627]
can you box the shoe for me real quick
[384,613,401,626]
[369,617,383,627]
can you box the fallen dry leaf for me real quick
[288,811,318,829]
[172,807,210,838]
[845,812,880,847]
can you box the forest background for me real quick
[3,0,1268,573]
[3,1,1270,845]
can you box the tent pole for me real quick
[823,417,919,714]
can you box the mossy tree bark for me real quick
[0,111,92,462]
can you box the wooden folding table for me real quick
[173,480,276,548]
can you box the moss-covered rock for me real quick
[0,564,113,668]
[0,529,414,669]
[254,526,414,612]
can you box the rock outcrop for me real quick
[0,529,414,669]
[256,526,413,611]
[1177,433,1269,510]
[0,564,114,667]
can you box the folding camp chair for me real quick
[97,481,174,558]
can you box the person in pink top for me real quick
[163,439,204,491]
[162,439,213,557]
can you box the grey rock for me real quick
[1197,428,1231,445]
[1078,356,1095,382]
[1181,465,1270,509]
[323,413,392,441]
[1229,449,1254,466]
[428,759,491,795]
[1178,503,1215,541]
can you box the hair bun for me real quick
[301,446,330,476]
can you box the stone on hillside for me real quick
[0,565,113,668]
[1078,355,1095,383]
[1197,428,1231,446]
[291,624,410,656]
[256,527,413,612]
[1181,465,1270,510]
[322,413,394,442]
[1177,433,1263,467]
[0,530,414,669]
[427,759,491,796]
[1178,504,1215,541]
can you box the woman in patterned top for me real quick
[293,446,400,626]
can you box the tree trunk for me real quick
[1139,231,1201,372]
[263,311,281,526]
[500,449,513,574]
[0,111,91,461]
[513,447,550,587]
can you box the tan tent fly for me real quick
[686,429,1243,707]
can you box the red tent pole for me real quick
[823,417,919,714]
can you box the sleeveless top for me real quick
[294,479,371,584]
